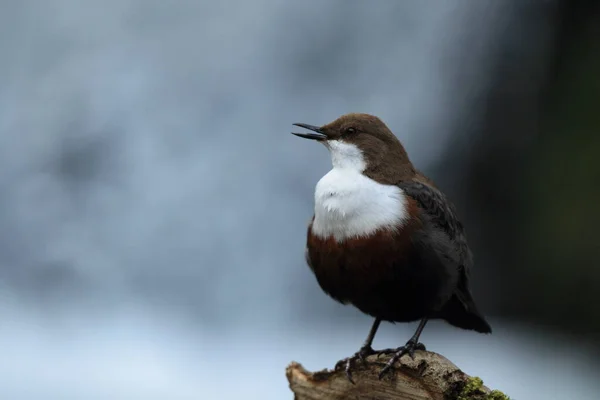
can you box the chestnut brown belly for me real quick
[306,227,448,322]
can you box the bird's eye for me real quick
[345,127,356,134]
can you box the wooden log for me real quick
[286,351,509,400]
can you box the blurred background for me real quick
[1,0,599,399]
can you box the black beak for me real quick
[291,123,327,141]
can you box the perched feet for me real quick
[335,345,376,384]
[377,340,426,379]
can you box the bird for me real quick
[291,113,491,383]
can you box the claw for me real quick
[335,345,375,384]
[345,359,355,384]
[378,340,426,379]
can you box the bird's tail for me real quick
[441,293,492,334]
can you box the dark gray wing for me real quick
[397,181,473,271]
[399,181,490,331]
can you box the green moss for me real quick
[487,390,510,400]
[457,377,484,399]
[454,377,510,400]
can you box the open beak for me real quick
[291,123,327,141]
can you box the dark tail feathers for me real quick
[441,294,492,334]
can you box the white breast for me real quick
[311,140,408,241]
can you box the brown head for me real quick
[291,113,415,184]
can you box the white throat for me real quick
[328,140,367,171]
[312,141,408,241]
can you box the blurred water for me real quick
[0,0,508,320]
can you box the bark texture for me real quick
[286,351,508,400]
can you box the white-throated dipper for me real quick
[291,113,491,383]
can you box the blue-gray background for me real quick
[1,1,599,399]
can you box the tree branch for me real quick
[286,351,508,400]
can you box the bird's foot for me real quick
[335,345,376,384]
[377,340,426,379]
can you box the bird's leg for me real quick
[335,318,381,384]
[378,318,428,379]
